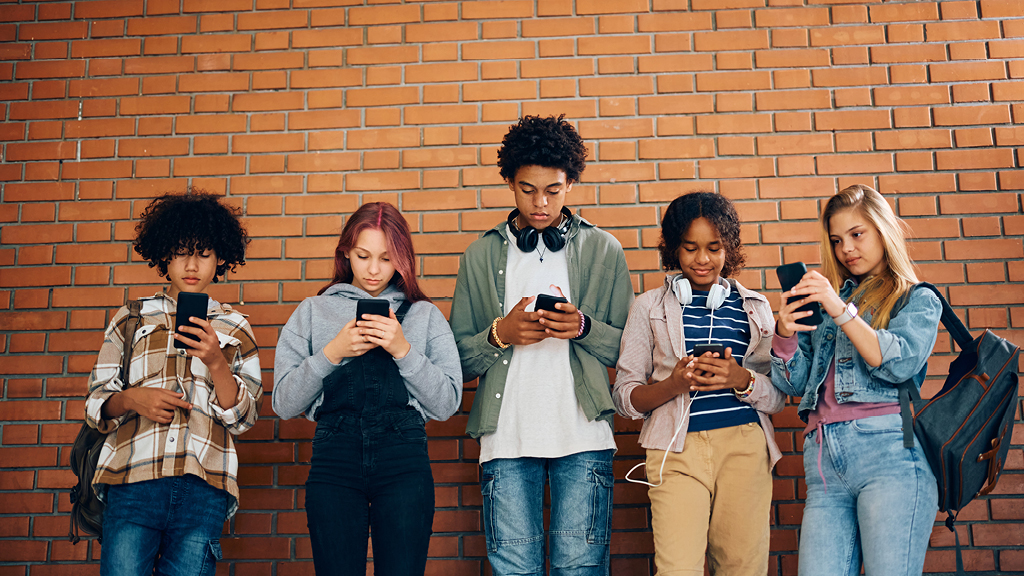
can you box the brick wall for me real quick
[1,0,1023,574]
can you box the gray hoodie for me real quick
[272,283,462,422]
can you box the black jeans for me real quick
[305,346,434,576]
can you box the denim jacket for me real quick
[770,279,941,421]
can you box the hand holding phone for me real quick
[775,262,824,326]
[174,292,209,349]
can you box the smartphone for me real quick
[174,292,209,349]
[692,343,725,357]
[535,294,569,313]
[775,262,824,326]
[355,299,390,321]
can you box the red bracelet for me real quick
[575,310,586,338]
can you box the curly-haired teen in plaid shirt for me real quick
[84,190,261,576]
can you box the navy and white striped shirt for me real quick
[682,288,758,432]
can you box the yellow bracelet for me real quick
[735,369,756,398]
[491,316,510,349]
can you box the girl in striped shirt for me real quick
[613,191,785,576]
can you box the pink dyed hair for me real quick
[318,202,429,302]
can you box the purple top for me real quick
[772,332,899,438]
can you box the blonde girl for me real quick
[771,184,940,576]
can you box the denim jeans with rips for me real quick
[799,413,938,576]
[100,473,228,576]
[480,449,615,576]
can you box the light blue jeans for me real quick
[480,450,614,576]
[799,413,937,576]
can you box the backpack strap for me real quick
[395,300,413,323]
[121,300,143,383]
[894,282,975,448]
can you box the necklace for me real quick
[537,244,547,263]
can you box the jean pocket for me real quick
[311,421,336,444]
[587,463,614,545]
[481,471,498,553]
[851,413,903,434]
[397,422,427,443]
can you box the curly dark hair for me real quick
[497,114,588,183]
[659,191,746,277]
[133,189,249,281]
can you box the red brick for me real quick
[811,26,885,47]
[18,22,88,41]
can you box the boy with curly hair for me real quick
[84,190,261,576]
[450,115,634,575]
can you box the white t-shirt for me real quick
[478,226,618,463]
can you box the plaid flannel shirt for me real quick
[84,293,262,518]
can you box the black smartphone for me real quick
[174,292,209,349]
[355,299,390,321]
[535,294,569,313]
[775,262,824,326]
[692,343,725,357]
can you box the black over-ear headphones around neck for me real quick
[507,206,573,253]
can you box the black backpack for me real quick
[895,283,1020,574]
[68,300,143,544]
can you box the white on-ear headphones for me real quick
[671,275,729,310]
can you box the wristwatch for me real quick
[832,302,858,327]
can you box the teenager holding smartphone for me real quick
[613,191,784,576]
[273,202,462,576]
[449,115,633,575]
[771,184,940,576]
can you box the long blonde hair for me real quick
[820,184,918,329]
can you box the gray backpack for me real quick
[895,283,1020,574]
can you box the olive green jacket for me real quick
[450,214,634,439]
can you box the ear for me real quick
[507,178,515,192]
[565,179,574,193]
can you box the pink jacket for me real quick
[613,276,785,469]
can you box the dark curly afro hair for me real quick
[497,114,588,183]
[133,189,249,282]
[659,191,746,278]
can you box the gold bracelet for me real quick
[735,368,756,398]
[491,316,510,349]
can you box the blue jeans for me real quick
[799,413,938,576]
[480,450,614,576]
[101,474,229,576]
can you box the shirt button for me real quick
[169,437,175,443]
[177,348,187,357]
[494,353,499,357]
[503,240,507,245]
[495,393,501,399]
[502,360,508,365]
[498,270,504,275]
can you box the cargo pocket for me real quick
[587,463,614,545]
[200,539,222,576]
[480,471,497,553]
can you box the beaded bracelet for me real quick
[735,368,756,398]
[491,316,510,349]
[575,310,586,339]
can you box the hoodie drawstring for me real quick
[815,419,828,494]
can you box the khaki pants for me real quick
[646,422,772,576]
